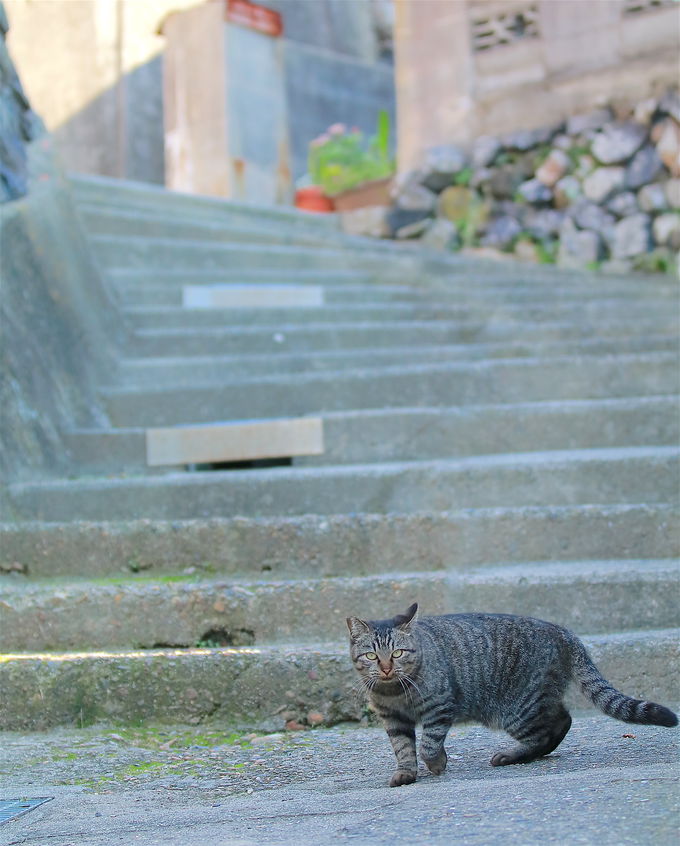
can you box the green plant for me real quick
[453,166,473,187]
[566,144,592,169]
[307,111,395,196]
[457,195,488,248]
[535,239,558,264]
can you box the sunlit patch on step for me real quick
[145,417,324,467]
[182,283,324,309]
[0,647,263,662]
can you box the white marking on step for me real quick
[182,284,324,309]
[145,417,324,466]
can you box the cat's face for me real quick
[347,604,420,687]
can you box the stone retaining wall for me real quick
[0,2,43,202]
[345,89,680,274]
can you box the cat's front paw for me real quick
[389,769,417,787]
[423,748,447,775]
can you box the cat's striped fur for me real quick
[347,603,677,787]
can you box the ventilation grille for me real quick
[624,0,678,13]
[471,4,540,51]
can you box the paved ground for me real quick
[1,714,678,846]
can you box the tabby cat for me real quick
[347,603,678,787]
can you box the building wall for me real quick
[162,0,395,201]
[395,0,680,170]
[4,0,201,182]
[5,0,394,190]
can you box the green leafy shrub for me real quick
[307,111,395,196]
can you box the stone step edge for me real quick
[10,445,680,492]
[113,344,680,381]
[78,204,417,256]
[1,629,677,731]
[5,558,675,597]
[69,174,342,231]
[105,263,680,288]
[129,322,680,344]
[89,233,423,262]
[8,446,678,522]
[2,503,677,578]
[2,560,677,652]
[60,395,680,473]
[118,344,680,372]
[101,350,680,395]
[65,394,680,435]
[109,275,680,303]
[122,300,678,317]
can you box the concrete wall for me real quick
[1,7,122,499]
[394,0,680,170]
[163,0,396,200]
[284,42,395,182]
[4,0,200,183]
[5,0,394,191]
[0,137,125,498]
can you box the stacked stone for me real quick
[352,89,680,273]
[0,2,45,203]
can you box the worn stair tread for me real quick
[128,320,680,358]
[123,300,675,323]
[70,173,342,230]
[89,232,422,266]
[100,353,679,426]
[61,395,680,473]
[1,628,677,730]
[2,559,677,652]
[7,446,679,522]
[3,503,676,578]
[115,339,680,386]
[104,350,680,391]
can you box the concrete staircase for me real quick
[1,173,678,731]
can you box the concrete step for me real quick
[107,265,679,303]
[7,447,679,522]
[90,235,425,275]
[78,204,346,248]
[113,278,679,306]
[122,300,675,330]
[1,628,677,730]
[63,397,680,474]
[70,173,342,235]
[3,503,675,579]
[107,267,387,290]
[2,560,677,652]
[129,318,680,357]
[79,203,424,261]
[101,353,680,426]
[115,280,436,307]
[115,339,680,387]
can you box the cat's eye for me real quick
[391,649,404,658]
[365,652,378,660]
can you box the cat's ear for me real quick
[396,602,418,631]
[346,616,371,640]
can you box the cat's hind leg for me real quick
[419,714,453,775]
[491,704,572,767]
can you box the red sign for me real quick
[226,0,283,37]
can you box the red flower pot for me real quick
[294,186,335,213]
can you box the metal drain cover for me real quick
[0,798,53,825]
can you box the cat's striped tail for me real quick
[569,637,678,727]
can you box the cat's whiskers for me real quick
[350,674,378,703]
[397,671,423,711]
